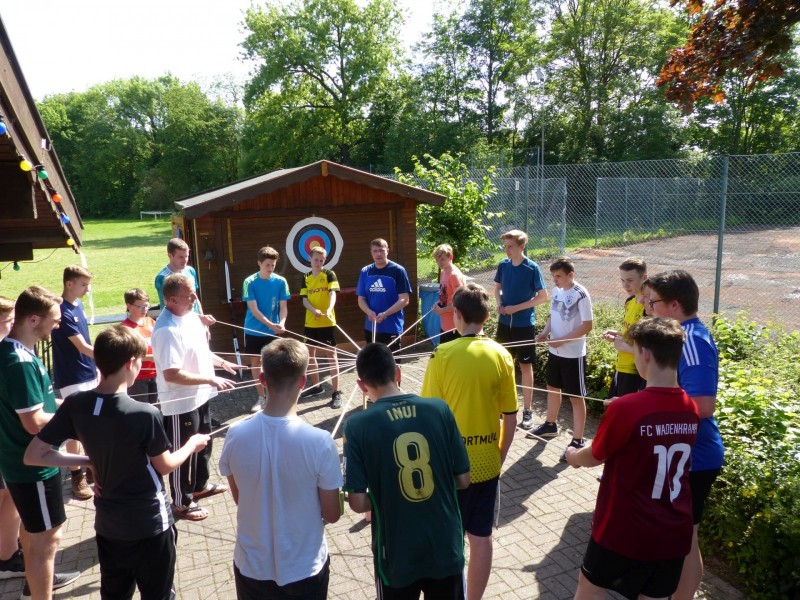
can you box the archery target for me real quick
[286,217,344,272]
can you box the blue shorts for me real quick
[457,477,498,537]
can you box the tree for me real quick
[396,153,497,268]
[536,0,687,161]
[240,0,402,171]
[658,0,800,111]
[39,76,241,216]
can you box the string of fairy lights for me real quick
[0,111,77,273]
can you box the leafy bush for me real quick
[703,315,800,599]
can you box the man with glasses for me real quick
[121,289,157,405]
[152,274,241,522]
[642,270,724,600]
[0,286,81,598]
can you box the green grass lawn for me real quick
[0,218,173,322]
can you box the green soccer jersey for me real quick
[0,339,59,483]
[343,393,470,588]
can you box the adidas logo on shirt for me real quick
[370,279,387,293]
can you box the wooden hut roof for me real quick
[174,160,445,218]
[0,16,83,261]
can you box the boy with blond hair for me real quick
[530,257,594,461]
[602,257,648,397]
[493,229,548,430]
[432,244,466,345]
[300,246,342,407]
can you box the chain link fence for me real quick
[400,152,800,329]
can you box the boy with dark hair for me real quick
[243,246,290,411]
[219,338,342,600]
[26,324,210,600]
[121,288,157,404]
[344,343,470,598]
[356,238,412,350]
[602,257,648,398]
[641,270,724,600]
[0,286,80,599]
[566,317,699,600]
[493,229,548,430]
[51,265,97,501]
[300,246,342,407]
[422,282,517,600]
[530,257,594,462]
[432,243,466,345]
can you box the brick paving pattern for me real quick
[1,349,744,599]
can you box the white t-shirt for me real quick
[218,413,343,586]
[548,282,593,358]
[151,309,216,416]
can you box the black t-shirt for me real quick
[38,391,173,540]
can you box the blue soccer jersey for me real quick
[243,273,291,337]
[356,261,412,335]
[678,317,724,471]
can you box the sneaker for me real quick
[331,390,343,409]
[299,385,324,399]
[71,470,93,500]
[520,409,533,430]
[560,438,586,462]
[0,549,25,579]
[21,570,80,599]
[250,396,265,413]
[526,421,558,439]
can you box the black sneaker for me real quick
[0,549,24,579]
[331,390,343,409]
[526,421,558,439]
[560,438,586,462]
[299,385,324,399]
[21,570,80,599]
[520,409,533,430]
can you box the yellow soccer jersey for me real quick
[616,295,646,374]
[300,269,340,328]
[421,335,517,483]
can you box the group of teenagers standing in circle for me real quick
[0,228,723,600]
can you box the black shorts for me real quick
[97,526,177,600]
[690,468,720,524]
[129,378,158,405]
[7,473,66,533]
[438,330,460,345]
[244,334,276,355]
[457,477,498,538]
[495,324,536,364]
[547,354,587,397]
[609,371,645,398]
[364,331,403,363]
[581,537,685,600]
[305,326,337,348]
[377,571,465,600]
[234,556,329,600]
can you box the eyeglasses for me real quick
[132,304,150,310]
[647,299,665,309]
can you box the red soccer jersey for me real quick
[121,317,156,380]
[591,387,699,561]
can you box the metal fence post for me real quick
[713,155,729,320]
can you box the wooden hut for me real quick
[0,16,83,261]
[172,160,444,354]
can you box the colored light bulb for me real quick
[53,193,62,203]
[20,159,32,171]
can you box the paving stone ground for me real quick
[1,347,745,599]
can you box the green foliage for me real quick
[397,153,499,269]
[240,0,401,171]
[38,76,241,217]
[702,315,800,599]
